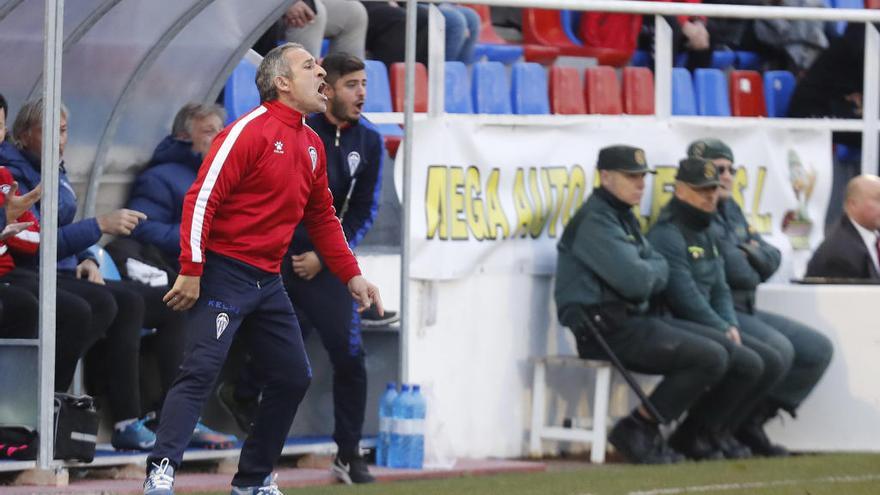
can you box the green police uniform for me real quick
[692,138,833,455]
[647,157,786,455]
[555,146,745,463]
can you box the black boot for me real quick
[735,405,790,457]
[710,430,752,459]
[669,421,725,461]
[609,412,680,464]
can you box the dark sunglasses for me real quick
[716,164,736,174]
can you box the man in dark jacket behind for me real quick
[126,103,226,268]
[555,145,762,464]
[692,138,833,457]
[647,157,787,460]
[806,174,880,280]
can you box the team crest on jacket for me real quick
[216,312,229,339]
[308,146,318,171]
[0,184,9,195]
[347,151,361,176]
[274,141,284,154]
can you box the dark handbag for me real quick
[53,393,99,462]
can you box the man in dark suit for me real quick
[806,174,880,280]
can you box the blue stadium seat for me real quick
[321,39,330,57]
[560,10,583,45]
[672,68,697,116]
[87,245,121,281]
[223,58,260,124]
[630,50,652,67]
[694,68,731,116]
[472,61,512,114]
[764,70,796,118]
[735,51,762,70]
[363,59,402,139]
[472,43,524,64]
[510,62,550,114]
[711,50,736,70]
[832,0,864,35]
[674,53,688,68]
[445,61,473,114]
[364,59,392,112]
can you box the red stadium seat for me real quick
[549,66,586,114]
[867,0,880,8]
[522,9,631,66]
[584,66,622,115]
[623,67,655,115]
[390,62,428,113]
[729,70,766,117]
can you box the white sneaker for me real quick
[230,473,283,495]
[143,458,175,495]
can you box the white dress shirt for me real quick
[851,218,880,273]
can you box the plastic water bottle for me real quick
[408,384,427,469]
[376,382,398,467]
[388,384,411,468]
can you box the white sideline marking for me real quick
[628,473,880,495]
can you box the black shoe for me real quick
[669,427,725,461]
[332,454,375,484]
[360,305,399,327]
[710,430,752,459]
[216,382,258,434]
[735,420,789,457]
[608,414,672,464]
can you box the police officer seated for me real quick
[555,146,754,464]
[647,157,788,460]
[693,138,833,457]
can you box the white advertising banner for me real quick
[407,117,833,281]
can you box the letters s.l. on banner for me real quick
[402,118,832,281]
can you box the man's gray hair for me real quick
[12,97,69,149]
[256,42,305,103]
[171,102,226,138]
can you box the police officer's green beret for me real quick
[687,138,734,162]
[676,157,721,188]
[596,145,655,174]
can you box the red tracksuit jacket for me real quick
[178,100,361,282]
[0,166,40,276]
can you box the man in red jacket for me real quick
[144,42,383,495]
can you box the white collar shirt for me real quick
[851,217,880,273]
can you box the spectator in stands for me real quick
[433,3,481,63]
[751,0,828,74]
[281,0,367,59]
[693,138,833,456]
[360,1,429,67]
[490,6,522,42]
[806,174,880,280]
[107,102,237,449]
[788,23,867,226]
[218,53,384,484]
[555,145,762,463]
[1,97,173,452]
[637,0,712,72]
[647,157,788,460]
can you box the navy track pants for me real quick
[148,253,311,487]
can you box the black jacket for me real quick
[805,215,880,280]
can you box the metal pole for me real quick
[38,0,63,470]
[400,0,418,384]
[654,15,672,119]
[427,4,445,117]
[861,23,879,175]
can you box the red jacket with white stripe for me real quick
[178,100,361,282]
[0,166,40,276]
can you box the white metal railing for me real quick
[388,0,880,386]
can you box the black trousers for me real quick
[149,253,311,487]
[573,314,763,431]
[0,268,97,392]
[283,260,366,456]
[362,2,428,67]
